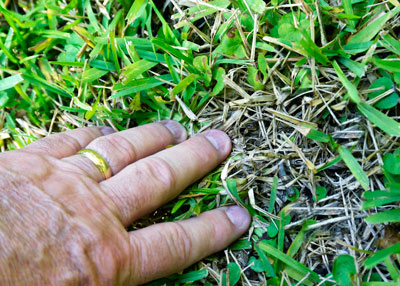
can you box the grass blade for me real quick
[258,241,321,283]
[357,102,400,136]
[338,145,369,191]
[0,74,23,91]
[364,242,400,268]
[347,12,390,45]
[364,209,400,224]
[332,60,361,104]
[122,59,157,83]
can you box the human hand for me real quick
[0,121,251,285]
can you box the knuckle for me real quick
[90,135,137,163]
[140,157,177,192]
[27,133,82,155]
[54,133,83,152]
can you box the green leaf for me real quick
[268,176,278,213]
[362,191,400,209]
[364,209,400,224]
[226,263,241,286]
[177,269,208,283]
[193,56,212,86]
[347,12,390,45]
[258,242,321,283]
[298,32,330,65]
[212,67,226,95]
[122,59,157,83]
[368,77,398,109]
[256,42,275,52]
[254,244,276,277]
[342,0,356,28]
[313,186,327,202]
[85,0,102,34]
[332,60,361,104]
[357,102,400,136]
[338,145,369,191]
[247,0,266,14]
[381,33,400,57]
[126,0,148,24]
[248,66,264,90]
[343,41,373,54]
[338,57,365,78]
[364,242,400,268]
[111,75,173,98]
[249,256,265,273]
[267,221,278,238]
[151,39,193,65]
[333,255,357,286]
[226,179,256,216]
[85,91,101,120]
[0,74,23,91]
[213,29,247,59]
[82,68,108,83]
[383,151,400,175]
[287,220,316,257]
[22,74,72,98]
[257,53,268,80]
[305,128,330,143]
[172,74,198,96]
[373,57,400,73]
[229,239,252,250]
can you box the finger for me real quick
[101,130,231,226]
[23,126,114,158]
[128,206,251,284]
[63,121,187,181]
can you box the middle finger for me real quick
[100,130,231,226]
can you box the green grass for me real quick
[1,0,400,285]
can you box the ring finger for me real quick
[63,120,187,182]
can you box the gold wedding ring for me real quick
[78,149,112,179]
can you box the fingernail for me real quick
[204,130,231,156]
[226,206,251,230]
[100,126,115,136]
[161,120,187,143]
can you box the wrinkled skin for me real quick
[0,121,251,285]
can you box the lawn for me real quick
[1,0,400,285]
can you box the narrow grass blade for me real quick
[22,74,72,97]
[258,241,321,283]
[268,176,278,213]
[0,74,23,91]
[357,102,400,136]
[152,38,193,65]
[82,68,108,83]
[332,60,361,104]
[122,59,157,83]
[111,75,172,98]
[364,242,400,268]
[342,0,356,28]
[338,145,369,191]
[373,57,400,73]
[364,209,400,224]
[126,0,147,25]
[177,269,208,283]
[347,12,390,45]
[172,74,198,96]
[381,33,400,57]
[254,244,276,277]
[338,57,365,78]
